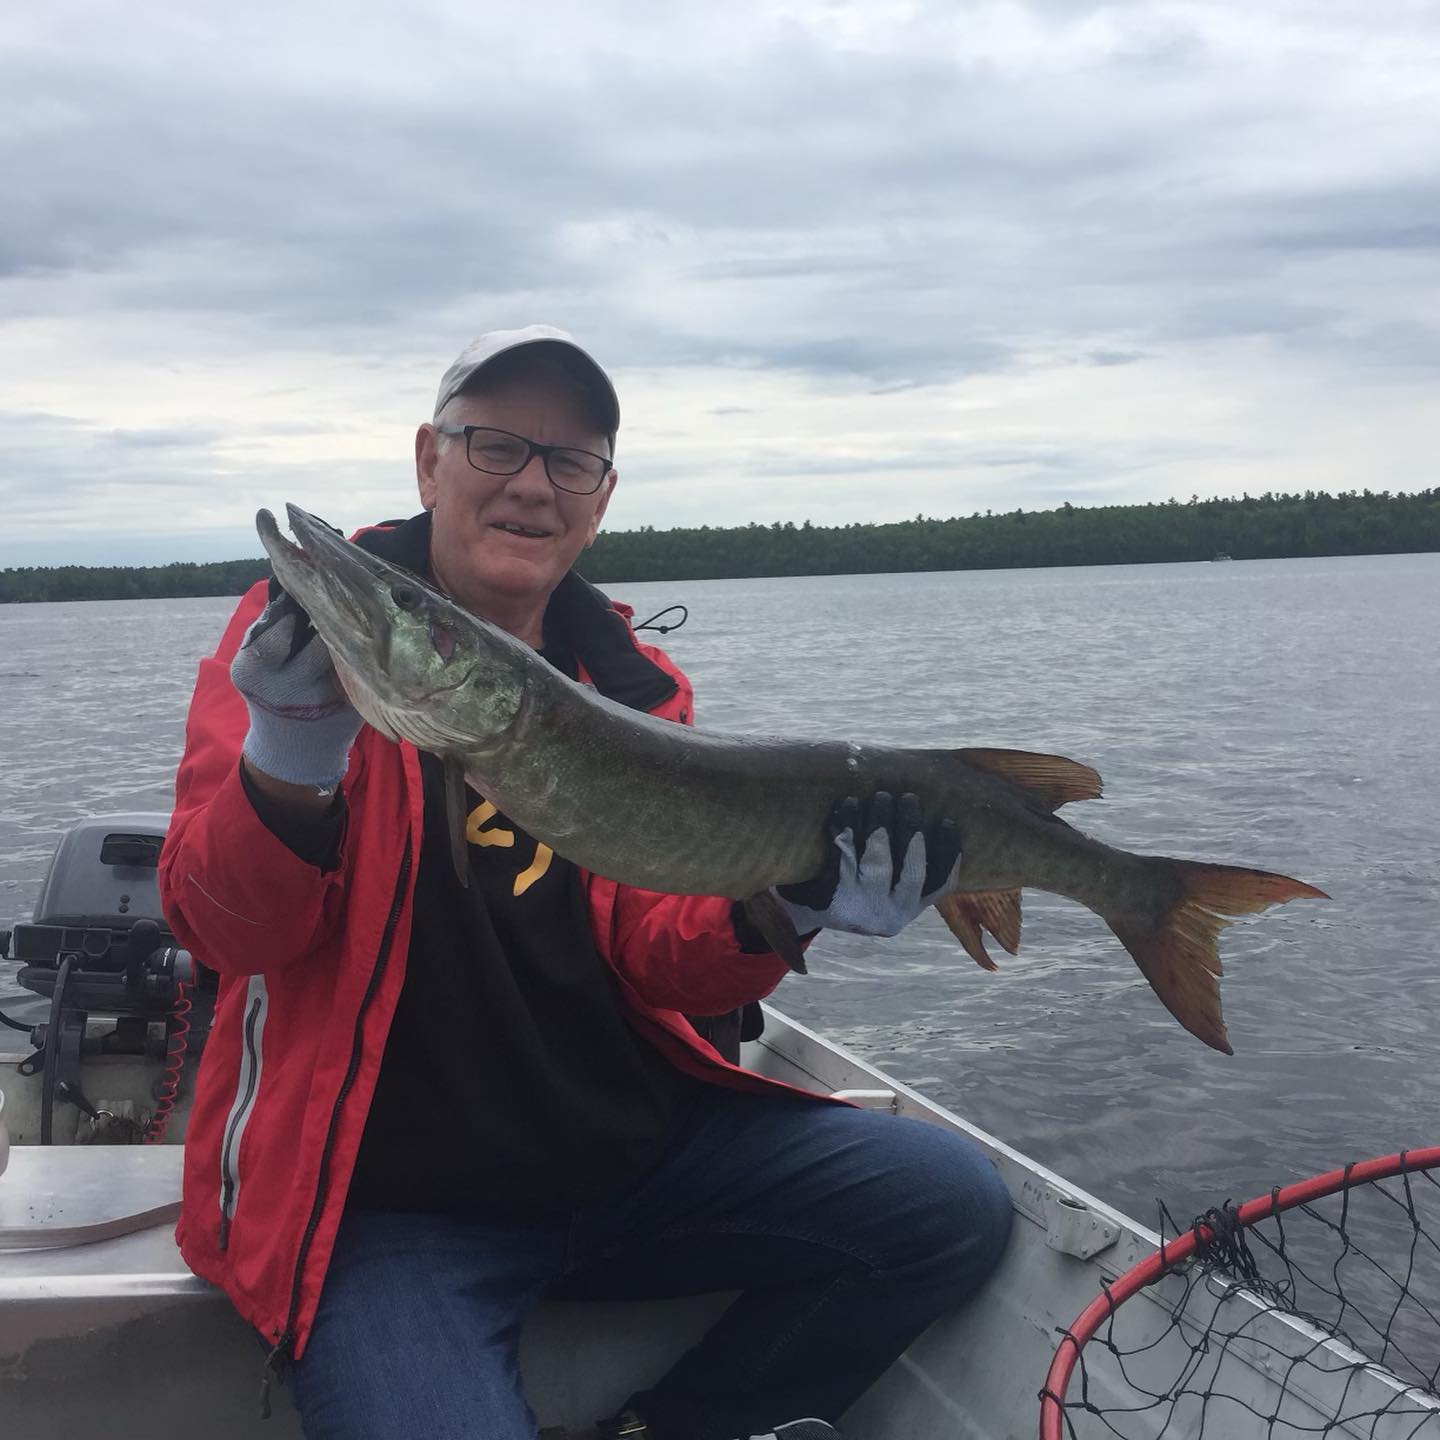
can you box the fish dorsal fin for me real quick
[955,748,1103,811]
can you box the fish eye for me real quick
[391,584,422,611]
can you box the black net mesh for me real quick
[1046,1158,1440,1438]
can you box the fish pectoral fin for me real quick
[1106,861,1328,1056]
[955,748,1103,811]
[933,894,999,971]
[442,754,470,889]
[741,892,808,975]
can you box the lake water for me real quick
[1,554,1437,1231]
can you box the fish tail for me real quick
[1105,862,1327,1055]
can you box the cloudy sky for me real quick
[2,0,1437,565]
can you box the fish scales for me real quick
[468,669,1133,909]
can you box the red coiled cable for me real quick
[146,980,190,1145]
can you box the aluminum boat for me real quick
[1,816,1433,1438]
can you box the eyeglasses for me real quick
[436,425,613,496]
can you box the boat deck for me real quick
[2,1007,1434,1438]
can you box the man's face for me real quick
[415,375,615,637]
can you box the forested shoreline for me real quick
[2,488,1435,602]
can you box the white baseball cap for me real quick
[433,324,620,436]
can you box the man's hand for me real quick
[232,592,364,793]
[773,792,962,938]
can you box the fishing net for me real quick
[1040,1147,1440,1439]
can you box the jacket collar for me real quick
[353,511,677,713]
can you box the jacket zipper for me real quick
[218,977,269,1251]
[260,837,413,1415]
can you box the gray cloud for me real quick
[0,7,1416,349]
[1,0,1438,560]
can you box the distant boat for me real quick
[1211,552,1233,562]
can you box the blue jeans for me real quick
[288,1086,1013,1440]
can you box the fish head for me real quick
[256,504,526,753]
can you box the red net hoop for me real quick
[1040,1146,1440,1439]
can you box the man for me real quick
[159,326,1013,1440]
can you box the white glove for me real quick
[774,792,962,938]
[231,592,364,789]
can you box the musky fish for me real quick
[257,505,1326,1054]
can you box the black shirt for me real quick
[345,737,695,1216]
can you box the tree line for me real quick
[580,488,1439,582]
[0,557,271,604]
[1,488,1435,603]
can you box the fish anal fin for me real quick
[934,894,999,971]
[965,889,1023,955]
[1106,861,1327,1055]
[956,748,1102,810]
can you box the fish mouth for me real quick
[256,505,429,662]
[277,505,407,590]
[255,505,487,702]
[255,506,384,641]
[258,504,426,611]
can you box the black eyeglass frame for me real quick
[435,424,615,496]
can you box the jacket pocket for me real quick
[218,974,269,1250]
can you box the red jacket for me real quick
[159,534,807,1363]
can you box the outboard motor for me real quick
[0,815,215,1145]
